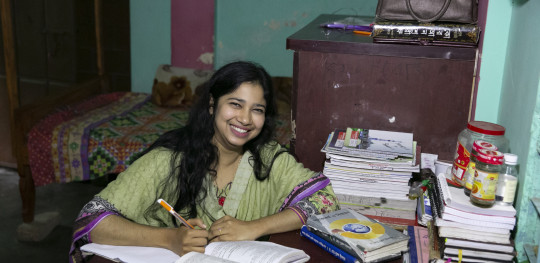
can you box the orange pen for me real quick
[353,30,371,36]
[157,198,194,229]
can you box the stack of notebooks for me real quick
[301,209,410,263]
[321,127,420,228]
[429,173,516,263]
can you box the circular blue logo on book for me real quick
[343,223,371,234]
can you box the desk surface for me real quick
[87,229,403,262]
[287,14,477,61]
[269,229,347,262]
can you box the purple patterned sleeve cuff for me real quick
[280,173,340,221]
[70,196,123,263]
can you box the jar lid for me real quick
[467,121,506,136]
[503,153,518,165]
[477,148,504,165]
[472,140,498,152]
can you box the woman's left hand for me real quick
[208,215,260,242]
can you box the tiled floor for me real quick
[0,167,104,262]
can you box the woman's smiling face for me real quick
[211,82,266,151]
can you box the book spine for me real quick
[422,191,432,217]
[426,221,444,259]
[300,226,359,263]
[306,225,364,259]
[407,226,419,263]
[372,22,480,44]
[325,147,402,159]
[335,193,417,210]
[339,203,416,220]
[364,214,417,228]
[329,161,416,172]
[444,245,515,255]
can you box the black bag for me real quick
[376,0,478,24]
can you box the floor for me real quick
[0,166,105,262]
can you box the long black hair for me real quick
[143,61,281,222]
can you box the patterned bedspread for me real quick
[28,92,292,187]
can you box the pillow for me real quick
[151,65,214,107]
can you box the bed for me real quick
[5,0,292,226]
[27,72,293,187]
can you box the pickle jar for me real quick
[451,121,508,187]
[470,148,504,208]
[463,140,498,196]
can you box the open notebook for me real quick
[81,240,309,263]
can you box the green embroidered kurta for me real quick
[97,142,334,228]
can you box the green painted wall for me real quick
[214,0,378,77]
[474,1,512,123]
[130,0,171,93]
[495,0,540,260]
[130,0,378,90]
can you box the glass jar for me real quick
[463,140,498,196]
[451,121,508,187]
[470,148,504,208]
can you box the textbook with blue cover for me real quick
[306,209,409,263]
[300,225,359,263]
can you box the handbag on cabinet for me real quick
[375,0,478,24]
[372,0,480,47]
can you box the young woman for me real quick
[70,61,339,262]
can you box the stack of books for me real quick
[301,209,410,263]
[321,127,420,228]
[429,173,516,263]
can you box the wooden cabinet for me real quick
[12,0,79,105]
[0,0,130,167]
[286,14,477,172]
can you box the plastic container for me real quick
[451,121,508,187]
[470,148,504,208]
[495,154,518,206]
[463,140,498,196]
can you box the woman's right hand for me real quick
[169,218,208,255]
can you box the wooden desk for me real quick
[287,14,477,171]
[269,229,347,262]
[87,229,402,262]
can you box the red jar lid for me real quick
[472,140,498,152]
[477,148,504,165]
[467,121,506,135]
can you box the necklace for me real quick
[214,156,241,206]
[215,181,233,206]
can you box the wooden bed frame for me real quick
[2,0,108,224]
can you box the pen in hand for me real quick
[157,198,194,229]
